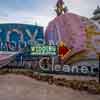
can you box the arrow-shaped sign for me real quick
[58,41,71,60]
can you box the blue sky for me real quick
[0,0,99,27]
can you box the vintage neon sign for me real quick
[31,45,57,56]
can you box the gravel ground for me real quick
[0,74,100,100]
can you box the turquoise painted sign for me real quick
[0,23,44,51]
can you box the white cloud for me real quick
[0,0,99,27]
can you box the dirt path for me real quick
[0,74,99,100]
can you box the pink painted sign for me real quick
[45,12,86,54]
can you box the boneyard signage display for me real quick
[39,57,99,76]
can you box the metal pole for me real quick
[99,54,100,83]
